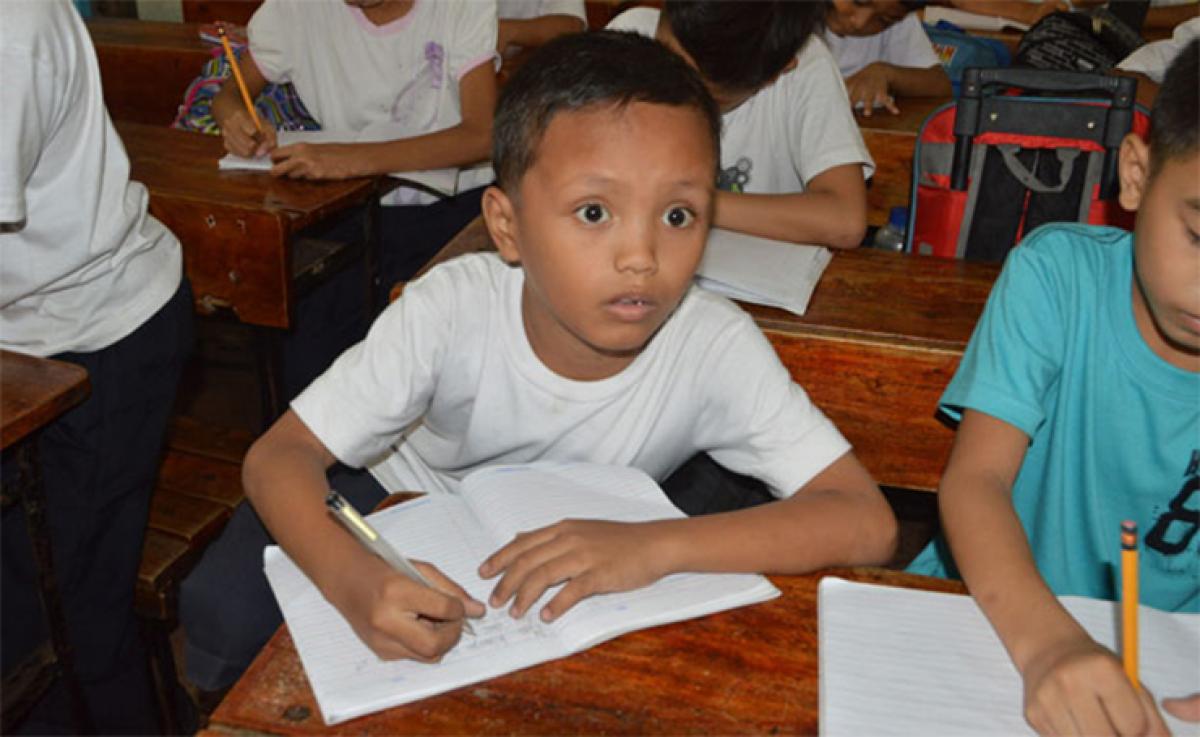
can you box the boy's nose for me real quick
[615,220,658,275]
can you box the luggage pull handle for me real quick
[950,68,1136,197]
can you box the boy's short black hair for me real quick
[493,30,721,193]
[664,1,825,93]
[1148,38,1199,173]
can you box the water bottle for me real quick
[871,206,908,252]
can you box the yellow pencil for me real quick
[218,25,263,135]
[1120,520,1139,689]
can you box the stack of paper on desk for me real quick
[923,6,1030,32]
[218,127,459,196]
[819,578,1200,736]
[264,462,779,725]
[695,228,832,316]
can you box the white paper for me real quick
[217,126,459,196]
[695,228,832,316]
[264,461,779,725]
[819,578,1200,737]
[924,6,1030,32]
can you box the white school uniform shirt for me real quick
[291,253,850,497]
[608,8,874,194]
[497,0,586,24]
[823,12,942,78]
[0,0,182,357]
[1118,16,1200,83]
[248,0,499,204]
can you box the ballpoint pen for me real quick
[326,490,475,636]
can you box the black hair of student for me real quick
[1148,38,1199,174]
[492,30,721,193]
[664,0,825,93]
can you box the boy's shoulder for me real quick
[1009,222,1133,283]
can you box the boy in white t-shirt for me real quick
[823,0,952,116]
[609,1,875,249]
[183,31,896,675]
[497,0,586,55]
[1,1,194,731]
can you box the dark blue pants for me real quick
[2,279,194,734]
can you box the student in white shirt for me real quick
[609,1,875,250]
[823,0,952,116]
[1118,16,1200,107]
[0,1,193,731]
[497,0,586,55]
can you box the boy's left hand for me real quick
[846,63,899,117]
[479,520,671,622]
[270,142,365,180]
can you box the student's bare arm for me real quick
[270,63,498,180]
[713,164,868,249]
[497,15,585,53]
[845,63,952,117]
[939,410,1169,736]
[481,451,896,621]
[212,52,277,157]
[243,410,482,661]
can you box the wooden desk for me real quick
[1,350,92,731]
[858,97,950,227]
[205,567,965,736]
[403,217,998,493]
[87,19,213,126]
[116,122,385,330]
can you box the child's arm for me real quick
[497,15,585,53]
[939,410,1171,736]
[211,51,279,158]
[243,410,484,661]
[269,62,498,180]
[713,163,868,249]
[845,63,952,117]
[479,451,896,622]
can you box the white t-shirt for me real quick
[248,0,499,203]
[1118,16,1200,83]
[608,8,874,194]
[823,13,942,78]
[0,0,182,357]
[292,253,849,497]
[497,0,586,24]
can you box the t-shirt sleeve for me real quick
[0,49,55,225]
[938,229,1070,437]
[246,0,294,84]
[787,39,876,183]
[696,314,852,498]
[290,267,457,469]
[880,13,941,70]
[1117,17,1200,83]
[449,1,500,80]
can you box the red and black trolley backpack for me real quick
[905,68,1149,261]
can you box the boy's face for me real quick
[1119,135,1200,371]
[483,102,716,381]
[827,0,910,37]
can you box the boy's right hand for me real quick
[217,107,277,159]
[1021,632,1171,736]
[337,558,485,663]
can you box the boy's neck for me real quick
[1132,276,1200,373]
[360,0,414,27]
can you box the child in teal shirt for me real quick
[909,39,1200,734]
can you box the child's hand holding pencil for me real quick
[214,25,277,159]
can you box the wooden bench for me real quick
[86,18,212,126]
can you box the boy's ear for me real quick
[1118,132,1151,212]
[482,185,522,264]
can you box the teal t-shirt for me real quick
[908,224,1200,613]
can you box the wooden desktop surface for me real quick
[858,96,949,227]
[205,567,966,736]
[0,351,91,451]
[405,216,999,492]
[116,122,384,329]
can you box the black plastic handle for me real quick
[960,68,1136,106]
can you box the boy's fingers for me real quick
[1095,673,1151,736]
[509,553,576,617]
[542,576,594,622]
[1163,694,1200,722]
[479,527,555,578]
[413,560,485,616]
[1135,688,1173,736]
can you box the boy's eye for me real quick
[663,206,696,229]
[574,203,611,225]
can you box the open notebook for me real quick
[264,461,780,725]
[923,6,1030,32]
[218,127,460,197]
[695,228,832,316]
[819,578,1200,736]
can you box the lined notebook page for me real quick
[694,228,832,316]
[819,578,1200,736]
